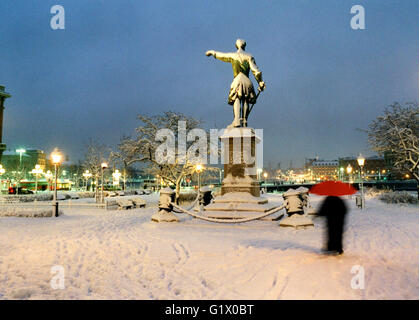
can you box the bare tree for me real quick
[367,102,419,197]
[118,111,215,202]
[109,135,138,190]
[82,140,109,201]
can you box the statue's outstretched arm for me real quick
[249,56,265,91]
[205,50,234,63]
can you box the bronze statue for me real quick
[206,39,265,128]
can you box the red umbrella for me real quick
[309,181,357,196]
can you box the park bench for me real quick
[105,199,118,210]
[116,199,134,210]
[131,197,146,208]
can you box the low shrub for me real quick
[379,191,418,204]
[178,192,198,204]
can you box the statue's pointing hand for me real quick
[206,50,215,57]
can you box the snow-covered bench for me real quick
[105,199,118,210]
[117,199,134,210]
[131,197,146,208]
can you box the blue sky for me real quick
[1,0,418,168]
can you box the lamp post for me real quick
[51,149,63,217]
[83,170,92,191]
[15,148,25,194]
[195,164,204,195]
[263,172,268,193]
[112,169,121,188]
[357,154,365,209]
[31,164,43,194]
[45,170,53,191]
[100,162,108,203]
[346,164,353,183]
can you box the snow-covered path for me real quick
[0,194,418,300]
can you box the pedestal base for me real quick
[279,214,314,228]
[204,192,281,219]
[151,210,179,222]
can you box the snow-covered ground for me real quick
[0,193,418,300]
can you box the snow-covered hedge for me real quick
[379,191,418,204]
[0,207,64,217]
[0,194,53,203]
[366,187,391,198]
[178,192,198,204]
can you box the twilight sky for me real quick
[1,0,418,168]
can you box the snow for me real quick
[0,192,418,300]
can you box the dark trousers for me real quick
[327,214,345,252]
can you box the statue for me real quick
[206,39,265,128]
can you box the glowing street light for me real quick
[51,149,63,217]
[195,164,204,198]
[31,164,43,194]
[83,170,92,191]
[357,154,365,168]
[346,164,353,183]
[357,154,366,210]
[112,169,121,187]
[100,162,108,203]
[45,170,53,191]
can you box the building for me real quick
[306,159,339,181]
[1,149,47,176]
[339,156,389,181]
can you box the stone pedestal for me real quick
[151,187,179,222]
[205,127,280,219]
[279,188,314,228]
[220,127,260,197]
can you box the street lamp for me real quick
[45,170,53,191]
[112,169,121,187]
[195,164,204,194]
[101,162,108,203]
[357,154,365,209]
[263,172,268,193]
[15,148,26,194]
[83,170,92,191]
[51,149,63,217]
[346,164,353,183]
[31,164,43,194]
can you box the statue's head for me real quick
[235,39,246,50]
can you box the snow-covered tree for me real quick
[82,140,109,201]
[367,102,419,197]
[109,135,138,190]
[118,111,215,202]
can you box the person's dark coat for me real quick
[318,196,347,254]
